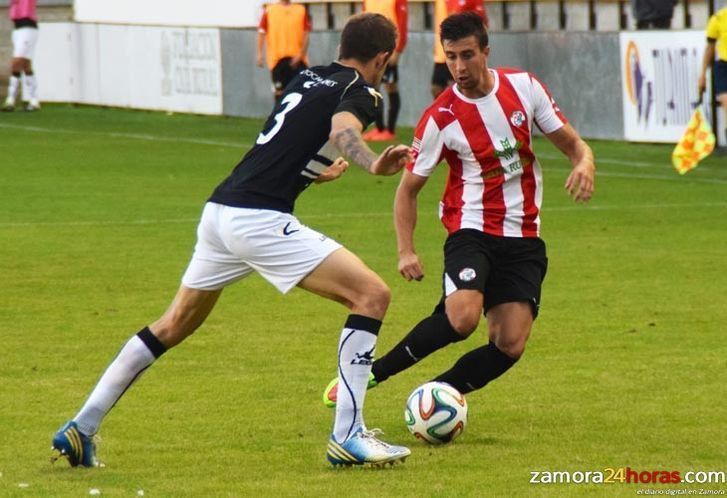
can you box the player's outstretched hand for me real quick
[398,251,424,281]
[371,145,413,176]
[565,159,595,203]
[315,157,349,183]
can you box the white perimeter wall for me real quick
[73,0,266,28]
[34,21,725,144]
[36,23,223,114]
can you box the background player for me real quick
[324,11,594,407]
[698,4,727,145]
[257,0,311,106]
[51,13,412,469]
[3,0,40,111]
[431,0,488,99]
[362,0,408,141]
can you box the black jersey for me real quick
[209,62,381,213]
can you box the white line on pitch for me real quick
[0,218,199,228]
[538,152,659,168]
[1,202,726,229]
[0,123,251,149]
[548,167,727,185]
[2,122,724,183]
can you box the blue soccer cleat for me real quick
[327,428,410,468]
[51,421,100,467]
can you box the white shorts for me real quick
[12,27,38,59]
[181,202,343,293]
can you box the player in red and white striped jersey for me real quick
[327,12,595,402]
[388,11,594,392]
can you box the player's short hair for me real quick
[339,13,397,62]
[440,11,489,50]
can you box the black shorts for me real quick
[382,64,399,85]
[434,229,548,318]
[271,57,307,92]
[431,62,453,88]
[715,60,727,96]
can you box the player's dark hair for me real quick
[339,13,397,62]
[440,11,489,49]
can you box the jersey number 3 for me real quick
[256,92,303,145]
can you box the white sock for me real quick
[74,328,166,436]
[332,315,381,443]
[6,75,20,103]
[23,73,37,101]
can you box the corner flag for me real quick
[672,107,716,174]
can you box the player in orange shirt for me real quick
[431,0,488,99]
[362,0,408,141]
[257,0,311,106]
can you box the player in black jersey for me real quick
[51,13,413,468]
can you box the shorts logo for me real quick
[282,222,300,236]
[510,110,525,127]
[458,268,476,282]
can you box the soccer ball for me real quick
[404,382,468,444]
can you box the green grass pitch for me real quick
[1,105,725,497]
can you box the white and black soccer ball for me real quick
[404,381,468,444]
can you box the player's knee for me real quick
[355,280,391,318]
[369,281,391,313]
[494,337,526,359]
[446,308,480,338]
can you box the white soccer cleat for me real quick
[327,427,410,468]
[2,97,14,112]
[25,99,41,112]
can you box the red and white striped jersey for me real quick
[408,67,567,238]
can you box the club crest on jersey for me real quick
[458,268,476,282]
[510,110,525,127]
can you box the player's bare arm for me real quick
[698,41,716,95]
[546,123,595,203]
[394,169,428,281]
[330,111,412,175]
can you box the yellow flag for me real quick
[672,108,716,174]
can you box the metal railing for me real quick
[292,0,715,31]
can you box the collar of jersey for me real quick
[452,69,499,104]
[333,61,360,75]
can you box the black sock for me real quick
[387,91,400,133]
[371,313,464,383]
[434,342,518,394]
[374,101,385,131]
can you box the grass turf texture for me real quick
[1,105,725,497]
